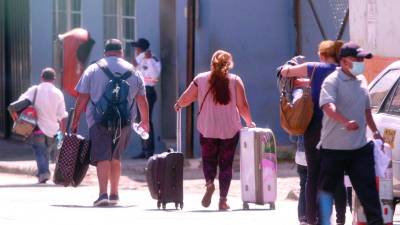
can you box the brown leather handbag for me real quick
[279,66,316,135]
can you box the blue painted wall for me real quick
[126,0,162,157]
[185,0,296,156]
[27,0,349,158]
[30,0,53,84]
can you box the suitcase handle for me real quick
[177,110,181,153]
[66,108,75,135]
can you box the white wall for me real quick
[350,0,400,57]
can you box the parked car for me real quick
[368,60,400,200]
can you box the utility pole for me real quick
[185,0,196,158]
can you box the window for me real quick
[369,70,400,113]
[54,0,82,38]
[382,81,400,116]
[104,0,136,59]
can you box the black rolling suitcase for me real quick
[145,111,184,209]
[53,108,91,187]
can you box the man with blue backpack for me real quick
[72,39,149,206]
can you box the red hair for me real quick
[209,50,234,105]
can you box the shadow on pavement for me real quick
[144,208,183,212]
[0,184,61,188]
[51,204,137,209]
[231,208,273,212]
[187,210,229,213]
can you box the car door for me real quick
[370,69,400,197]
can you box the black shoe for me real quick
[109,194,119,206]
[131,153,146,159]
[93,193,109,207]
[145,152,154,159]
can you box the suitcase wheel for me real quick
[269,202,275,210]
[157,201,161,209]
[162,203,166,210]
[243,202,250,210]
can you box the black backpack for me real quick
[92,60,134,133]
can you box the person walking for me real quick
[131,38,161,159]
[318,42,383,225]
[174,50,255,210]
[72,39,150,206]
[280,40,348,224]
[12,68,68,183]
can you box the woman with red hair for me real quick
[175,50,255,210]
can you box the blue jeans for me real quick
[31,134,53,176]
[297,164,307,223]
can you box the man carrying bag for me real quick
[9,68,68,183]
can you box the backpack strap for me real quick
[121,70,133,80]
[96,60,115,80]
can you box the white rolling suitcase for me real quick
[240,127,277,210]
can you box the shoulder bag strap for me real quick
[32,87,38,107]
[309,64,317,83]
[197,83,213,116]
[234,75,238,104]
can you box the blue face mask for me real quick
[350,61,365,76]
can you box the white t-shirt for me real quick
[19,82,68,137]
[135,52,161,87]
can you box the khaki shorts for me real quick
[89,124,132,165]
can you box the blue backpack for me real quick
[93,60,134,132]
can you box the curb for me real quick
[0,158,203,177]
[0,163,37,176]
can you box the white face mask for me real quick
[350,61,365,76]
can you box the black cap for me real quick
[130,38,150,51]
[339,42,373,59]
[104,39,122,52]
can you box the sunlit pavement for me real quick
[0,173,399,225]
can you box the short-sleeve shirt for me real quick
[195,72,242,139]
[75,56,146,128]
[307,62,337,120]
[19,82,68,137]
[319,68,371,150]
[135,52,161,87]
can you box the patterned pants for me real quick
[199,132,239,198]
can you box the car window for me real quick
[369,70,400,112]
[382,81,400,115]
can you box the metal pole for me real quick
[294,0,302,55]
[185,0,195,158]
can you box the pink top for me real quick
[195,72,243,139]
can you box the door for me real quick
[0,0,7,137]
[0,0,31,138]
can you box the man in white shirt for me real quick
[131,38,161,159]
[16,68,68,183]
